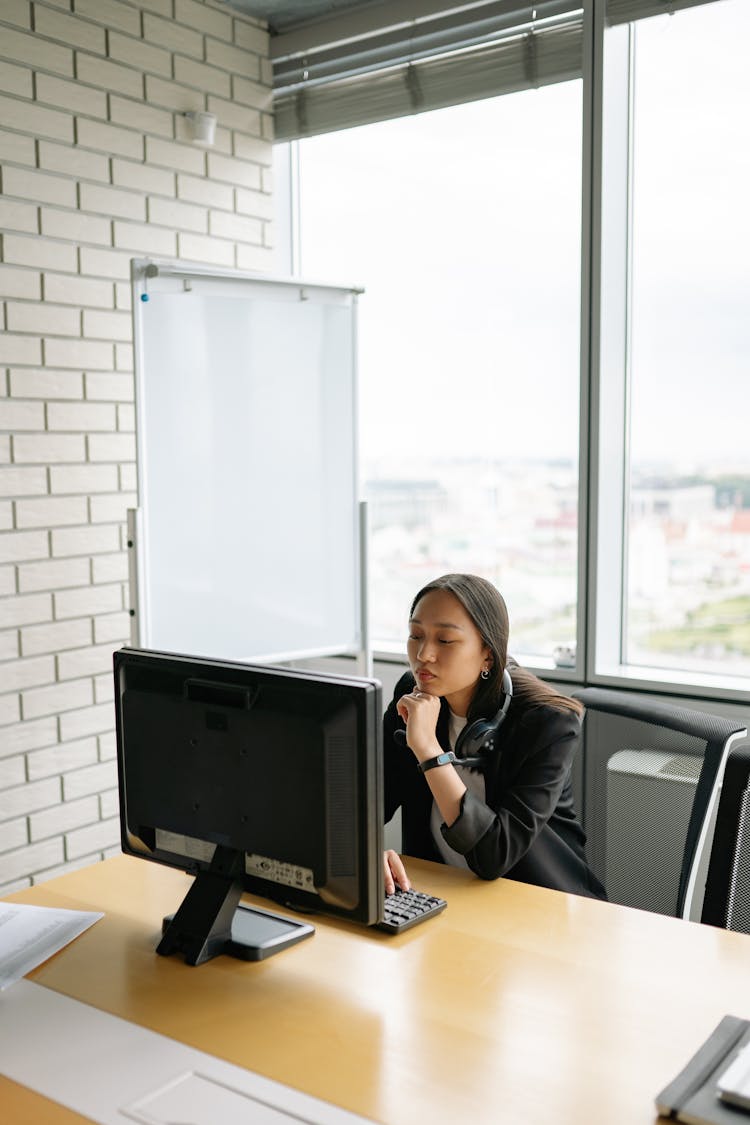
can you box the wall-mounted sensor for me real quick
[183,111,217,147]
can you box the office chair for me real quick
[701,745,750,934]
[573,688,747,921]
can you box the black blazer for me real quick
[384,672,606,900]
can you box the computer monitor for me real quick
[114,647,384,965]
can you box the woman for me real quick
[383,573,606,900]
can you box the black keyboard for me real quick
[376,888,447,934]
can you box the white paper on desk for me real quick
[0,901,103,990]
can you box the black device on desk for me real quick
[114,647,446,964]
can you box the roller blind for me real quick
[273,1,583,140]
[607,0,722,24]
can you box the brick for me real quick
[232,75,272,112]
[78,246,132,281]
[15,496,88,529]
[91,552,127,584]
[232,132,272,165]
[1,1,30,31]
[0,27,73,78]
[0,776,61,821]
[39,140,109,182]
[36,7,106,54]
[208,95,261,138]
[112,220,176,256]
[22,678,93,721]
[206,38,261,79]
[174,55,231,98]
[0,839,64,886]
[108,33,171,79]
[175,0,232,38]
[0,466,47,497]
[0,755,25,788]
[75,53,143,100]
[143,14,203,59]
[74,0,141,36]
[9,368,83,400]
[236,243,274,272]
[57,642,114,681]
[138,0,172,14]
[35,72,107,119]
[87,433,136,462]
[22,617,91,658]
[7,301,80,337]
[0,126,35,165]
[51,525,119,558]
[99,787,119,816]
[5,164,80,209]
[41,207,111,246]
[51,464,118,494]
[0,692,21,725]
[0,401,45,431]
[117,405,134,432]
[94,673,114,704]
[66,815,120,859]
[3,233,77,274]
[12,434,85,464]
[0,566,16,595]
[207,150,262,189]
[44,338,114,370]
[0,630,19,660]
[209,210,262,244]
[177,172,233,209]
[111,157,175,197]
[0,266,42,300]
[114,283,132,311]
[29,794,99,838]
[143,74,203,116]
[0,817,27,854]
[47,402,117,432]
[0,530,48,566]
[0,714,57,758]
[177,231,234,267]
[19,557,91,595]
[0,654,55,692]
[109,93,173,138]
[235,185,274,220]
[78,182,145,222]
[0,503,12,532]
[144,135,205,176]
[76,117,143,160]
[233,20,269,56]
[93,609,130,644]
[0,335,42,366]
[82,309,132,342]
[54,583,122,620]
[84,372,134,402]
[89,492,136,523]
[117,343,133,370]
[0,197,38,234]
[148,195,207,233]
[44,274,114,309]
[0,93,73,142]
[61,757,116,799]
[0,57,32,97]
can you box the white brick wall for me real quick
[0,0,275,893]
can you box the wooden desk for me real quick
[3,854,750,1124]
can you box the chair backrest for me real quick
[702,745,750,934]
[573,687,747,920]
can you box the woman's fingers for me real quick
[383,849,411,895]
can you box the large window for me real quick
[295,83,583,660]
[599,0,750,687]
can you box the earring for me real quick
[480,667,490,680]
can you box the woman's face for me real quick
[407,588,492,716]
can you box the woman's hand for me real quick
[384,849,410,895]
[396,689,442,762]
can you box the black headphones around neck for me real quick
[454,665,513,768]
[394,666,513,770]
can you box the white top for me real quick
[430,710,487,869]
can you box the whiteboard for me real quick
[131,259,362,663]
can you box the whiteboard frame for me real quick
[129,257,368,668]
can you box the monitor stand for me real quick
[157,845,248,966]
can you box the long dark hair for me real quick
[409,573,583,722]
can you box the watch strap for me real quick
[418,751,457,773]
